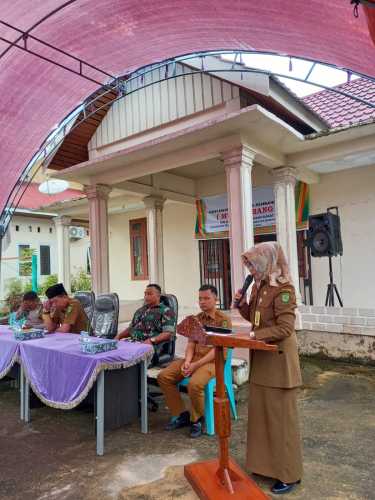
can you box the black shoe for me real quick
[190,420,203,438]
[271,480,301,495]
[165,411,190,431]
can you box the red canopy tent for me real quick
[0,0,374,221]
[363,1,375,42]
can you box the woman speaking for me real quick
[234,242,303,495]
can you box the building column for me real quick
[144,195,165,291]
[84,184,112,295]
[223,145,256,295]
[53,216,72,293]
[272,167,302,309]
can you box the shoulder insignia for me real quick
[281,292,290,304]
[222,320,228,327]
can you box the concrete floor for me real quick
[0,357,374,500]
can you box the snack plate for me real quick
[79,337,118,354]
[14,329,45,341]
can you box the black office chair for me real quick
[91,293,119,339]
[74,291,95,328]
[148,293,178,411]
[149,294,178,366]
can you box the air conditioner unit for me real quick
[69,226,86,240]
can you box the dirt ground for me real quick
[0,357,374,500]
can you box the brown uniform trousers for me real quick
[157,310,231,422]
[239,280,303,484]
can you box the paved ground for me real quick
[0,357,374,500]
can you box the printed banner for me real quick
[195,182,309,238]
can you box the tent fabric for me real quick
[0,0,374,216]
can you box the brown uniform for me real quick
[157,309,231,422]
[51,298,89,334]
[239,280,303,484]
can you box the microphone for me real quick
[233,274,254,308]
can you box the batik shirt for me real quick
[15,304,44,328]
[129,302,175,341]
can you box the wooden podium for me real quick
[184,332,277,499]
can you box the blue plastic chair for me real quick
[178,348,238,435]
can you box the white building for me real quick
[0,182,90,298]
[30,58,375,362]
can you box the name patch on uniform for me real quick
[281,292,290,304]
[254,310,260,327]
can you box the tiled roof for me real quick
[17,183,83,211]
[303,79,375,129]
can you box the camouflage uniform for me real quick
[129,302,175,341]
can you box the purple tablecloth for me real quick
[20,333,153,409]
[0,326,20,378]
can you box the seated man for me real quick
[0,294,23,325]
[115,284,175,346]
[157,284,232,438]
[42,283,89,333]
[14,291,44,328]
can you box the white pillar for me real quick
[144,195,165,291]
[53,216,71,293]
[223,145,255,294]
[84,184,111,295]
[273,167,302,309]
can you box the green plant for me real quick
[23,280,43,296]
[71,269,92,293]
[4,278,24,311]
[0,300,10,318]
[39,274,58,296]
[5,277,23,297]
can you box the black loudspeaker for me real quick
[307,209,343,257]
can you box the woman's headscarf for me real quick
[241,242,291,286]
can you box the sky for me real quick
[223,53,358,97]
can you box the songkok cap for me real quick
[45,283,67,299]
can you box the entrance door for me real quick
[198,239,232,310]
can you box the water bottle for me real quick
[80,331,90,343]
[9,312,17,329]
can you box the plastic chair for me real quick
[178,348,238,435]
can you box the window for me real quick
[15,225,19,231]
[18,244,31,276]
[49,227,53,234]
[40,245,51,275]
[28,226,32,232]
[37,227,41,233]
[129,218,148,280]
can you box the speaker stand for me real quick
[325,256,343,307]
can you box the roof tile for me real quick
[303,79,375,128]
[18,183,83,211]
